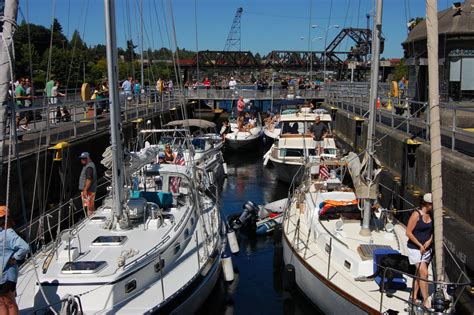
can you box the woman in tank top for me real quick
[164,145,176,164]
[406,193,433,309]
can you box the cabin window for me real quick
[90,216,107,222]
[184,228,190,239]
[190,217,195,225]
[325,243,331,254]
[154,259,165,273]
[125,280,137,293]
[61,261,107,274]
[174,243,181,255]
[344,260,352,270]
[91,236,127,246]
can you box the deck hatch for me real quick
[61,261,107,274]
[91,236,128,246]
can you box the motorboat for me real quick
[264,108,335,185]
[224,115,263,151]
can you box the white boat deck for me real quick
[283,187,435,314]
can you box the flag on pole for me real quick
[319,163,329,180]
[170,149,185,193]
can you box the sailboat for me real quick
[16,1,224,313]
[280,0,469,313]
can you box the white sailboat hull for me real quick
[282,233,378,315]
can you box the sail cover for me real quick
[344,152,381,199]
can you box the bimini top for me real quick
[279,112,332,122]
[164,119,216,129]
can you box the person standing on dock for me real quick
[78,152,97,217]
[228,77,237,96]
[121,76,133,98]
[14,78,32,131]
[0,206,30,315]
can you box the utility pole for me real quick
[0,0,19,176]
[360,0,382,237]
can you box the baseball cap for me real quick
[79,152,90,159]
[158,152,165,158]
[423,193,432,203]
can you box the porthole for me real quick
[184,228,190,239]
[125,279,137,293]
[190,217,195,225]
[154,259,165,273]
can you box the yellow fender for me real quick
[391,81,399,98]
[81,82,91,101]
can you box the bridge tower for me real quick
[224,7,243,51]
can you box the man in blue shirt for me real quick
[0,206,29,314]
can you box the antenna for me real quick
[224,7,243,51]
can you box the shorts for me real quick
[408,247,432,265]
[81,191,96,210]
[0,281,16,294]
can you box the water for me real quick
[198,148,321,315]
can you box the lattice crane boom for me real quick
[224,7,243,51]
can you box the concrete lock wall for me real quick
[327,105,474,226]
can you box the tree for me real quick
[392,59,408,82]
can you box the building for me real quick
[402,0,474,102]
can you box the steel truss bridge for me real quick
[179,28,383,75]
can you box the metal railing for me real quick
[325,83,474,156]
[6,93,180,154]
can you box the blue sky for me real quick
[18,0,454,58]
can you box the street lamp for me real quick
[310,36,323,84]
[323,24,340,82]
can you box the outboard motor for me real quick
[230,200,259,230]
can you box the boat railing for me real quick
[375,245,471,313]
[17,179,111,254]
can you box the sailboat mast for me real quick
[360,0,383,236]
[140,0,144,90]
[426,0,444,281]
[0,0,19,174]
[104,0,125,219]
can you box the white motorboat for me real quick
[264,108,334,185]
[224,117,262,151]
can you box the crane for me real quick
[224,7,243,51]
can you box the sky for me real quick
[16,0,455,58]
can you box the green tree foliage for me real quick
[392,59,408,81]
[13,21,198,90]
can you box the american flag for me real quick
[170,149,185,193]
[319,163,329,180]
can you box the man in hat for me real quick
[78,152,97,217]
[0,205,29,314]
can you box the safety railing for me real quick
[7,93,180,150]
[325,83,474,156]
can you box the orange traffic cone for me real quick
[376,97,381,110]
